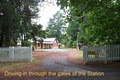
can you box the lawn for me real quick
[0,59,38,71]
[67,49,84,65]
[77,50,83,60]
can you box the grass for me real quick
[68,50,84,65]
[77,50,83,60]
[0,58,38,71]
[59,47,69,49]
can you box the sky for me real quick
[32,0,60,30]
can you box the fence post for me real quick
[30,46,32,62]
[83,46,88,64]
[118,45,120,60]
[104,45,107,64]
[9,46,14,61]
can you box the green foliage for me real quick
[22,41,31,46]
[0,1,21,47]
[44,47,51,49]
[60,19,79,48]
[0,0,45,47]
[72,41,77,48]
[67,20,79,41]
[57,0,120,46]
[60,33,76,48]
[30,24,45,43]
[46,11,66,42]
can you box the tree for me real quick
[0,1,21,46]
[57,0,120,46]
[31,24,45,43]
[46,11,66,42]
[62,20,79,48]
[0,0,44,47]
[67,20,79,41]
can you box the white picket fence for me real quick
[83,45,120,64]
[0,47,32,62]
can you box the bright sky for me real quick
[32,0,60,30]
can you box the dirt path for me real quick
[42,49,120,80]
[42,49,87,72]
[0,49,120,80]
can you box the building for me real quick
[33,38,60,49]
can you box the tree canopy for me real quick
[46,11,66,42]
[57,0,120,46]
[1,0,120,47]
[0,0,45,47]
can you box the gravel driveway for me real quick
[42,49,120,80]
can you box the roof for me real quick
[43,38,56,42]
[28,37,57,44]
[43,38,56,44]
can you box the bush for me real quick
[22,41,31,46]
[44,47,50,49]
[72,41,77,48]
